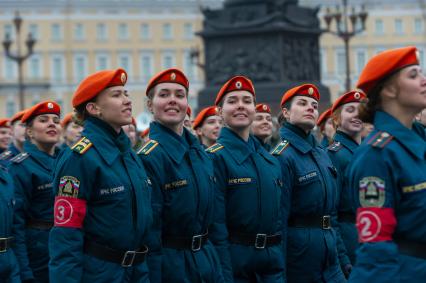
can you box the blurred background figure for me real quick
[122,117,139,149]
[317,108,335,147]
[183,105,193,133]
[0,119,12,154]
[193,106,222,148]
[360,122,374,141]
[415,108,426,134]
[60,112,83,149]
[251,103,273,150]
[139,128,150,144]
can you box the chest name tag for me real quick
[99,186,125,196]
[164,180,188,190]
[298,171,317,183]
[228,178,252,185]
[402,182,426,194]
[37,183,52,191]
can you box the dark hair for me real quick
[358,83,384,123]
[74,98,96,125]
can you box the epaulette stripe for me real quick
[209,145,223,153]
[71,137,86,150]
[271,141,289,155]
[144,142,158,155]
[205,143,224,153]
[79,143,93,154]
[380,136,393,148]
[137,140,159,155]
[366,132,381,145]
[71,137,92,154]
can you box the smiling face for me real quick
[0,127,11,150]
[219,90,256,130]
[251,112,273,141]
[148,82,188,132]
[283,96,319,132]
[335,102,363,137]
[196,115,223,146]
[27,114,61,146]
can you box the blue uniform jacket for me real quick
[0,143,21,168]
[49,117,152,283]
[0,166,20,283]
[327,131,359,264]
[138,121,223,283]
[347,111,426,283]
[209,127,285,283]
[273,123,347,283]
[10,140,57,282]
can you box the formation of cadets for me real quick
[0,45,425,283]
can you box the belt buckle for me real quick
[322,215,331,230]
[255,233,267,249]
[191,234,203,252]
[121,250,136,267]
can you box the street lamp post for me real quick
[323,0,368,92]
[2,11,36,110]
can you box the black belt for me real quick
[229,231,282,249]
[26,219,53,230]
[0,237,13,252]
[288,214,332,229]
[338,212,355,224]
[162,232,208,252]
[394,237,426,260]
[84,240,148,267]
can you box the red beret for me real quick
[10,110,26,124]
[317,108,332,127]
[72,68,127,107]
[61,113,73,128]
[186,106,192,117]
[331,90,366,113]
[146,68,189,95]
[193,106,218,129]
[280,84,320,107]
[255,103,271,114]
[357,46,419,95]
[21,101,61,123]
[215,76,255,105]
[0,118,10,128]
[140,128,150,138]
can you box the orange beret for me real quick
[357,46,419,95]
[140,128,150,138]
[0,118,10,128]
[146,68,189,96]
[61,113,73,128]
[10,110,26,124]
[255,103,271,114]
[317,108,332,127]
[186,106,192,118]
[72,68,127,107]
[331,90,367,113]
[280,84,320,107]
[21,101,61,123]
[193,106,218,129]
[215,76,255,105]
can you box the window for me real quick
[418,49,425,68]
[374,19,384,35]
[51,55,65,83]
[29,24,38,40]
[4,57,16,80]
[140,53,153,82]
[74,23,85,40]
[51,23,62,41]
[395,19,404,35]
[118,23,129,40]
[118,53,131,73]
[336,50,345,75]
[162,23,173,40]
[355,50,366,74]
[414,18,423,34]
[162,52,175,69]
[4,24,14,40]
[140,23,150,40]
[96,23,108,41]
[183,23,194,40]
[73,54,88,82]
[6,100,15,117]
[96,54,110,71]
[28,56,41,79]
[183,51,196,80]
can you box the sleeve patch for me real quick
[205,143,224,153]
[271,140,289,155]
[367,131,393,149]
[137,140,159,155]
[327,141,342,152]
[71,137,93,154]
[58,176,80,198]
[54,196,87,228]
[10,152,29,163]
[359,176,385,207]
[356,207,396,243]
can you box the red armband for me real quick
[54,196,87,228]
[356,207,397,243]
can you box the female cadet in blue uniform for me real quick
[138,68,224,283]
[193,106,223,149]
[49,69,152,283]
[0,164,20,282]
[251,103,273,151]
[317,108,335,148]
[272,84,348,283]
[208,76,285,283]
[326,90,366,266]
[346,46,426,283]
[9,101,61,283]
